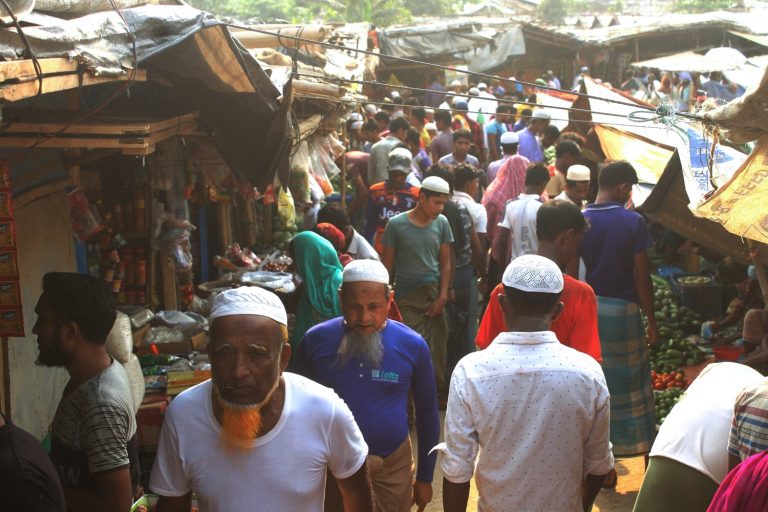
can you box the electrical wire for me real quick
[291,72,643,121]
[303,96,675,131]
[225,22,707,123]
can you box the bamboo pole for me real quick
[230,26,329,49]
[748,240,768,309]
[340,121,347,210]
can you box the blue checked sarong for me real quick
[597,296,656,456]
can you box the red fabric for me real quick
[315,223,353,267]
[481,154,530,243]
[708,451,768,512]
[475,276,602,362]
[388,300,403,322]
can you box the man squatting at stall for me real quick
[297,259,440,512]
[150,286,373,511]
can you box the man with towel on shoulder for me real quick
[150,286,373,512]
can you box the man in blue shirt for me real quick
[579,161,658,483]
[296,259,440,512]
[515,110,550,163]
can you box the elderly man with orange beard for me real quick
[296,259,440,512]
[150,287,373,512]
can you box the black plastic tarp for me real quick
[0,5,289,190]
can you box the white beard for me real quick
[338,330,384,368]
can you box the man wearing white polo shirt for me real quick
[555,164,591,209]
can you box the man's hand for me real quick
[412,481,433,511]
[646,320,659,345]
[425,296,448,318]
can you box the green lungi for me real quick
[597,295,656,456]
[633,456,719,512]
[397,283,448,394]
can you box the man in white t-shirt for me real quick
[633,363,763,512]
[493,163,550,266]
[452,164,487,246]
[150,287,372,512]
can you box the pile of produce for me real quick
[651,370,690,390]
[652,275,702,336]
[650,338,707,373]
[654,387,685,425]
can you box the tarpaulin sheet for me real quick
[583,78,745,207]
[0,5,287,190]
[702,67,768,144]
[379,22,524,71]
[594,124,671,185]
[695,135,768,244]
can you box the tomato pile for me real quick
[651,370,690,391]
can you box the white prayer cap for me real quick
[391,90,401,99]
[424,122,437,132]
[425,108,434,115]
[421,176,450,195]
[478,82,488,90]
[343,259,390,285]
[388,147,412,173]
[532,110,551,120]
[351,121,364,130]
[450,79,461,87]
[468,87,480,96]
[502,255,563,293]
[566,164,591,182]
[364,104,377,114]
[209,286,287,325]
[500,131,519,144]
[349,112,363,122]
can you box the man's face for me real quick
[341,282,391,335]
[454,138,471,158]
[420,193,448,219]
[465,178,480,198]
[555,153,580,173]
[388,170,407,190]
[496,111,509,123]
[531,119,549,135]
[366,129,380,143]
[567,181,590,203]
[32,294,69,367]
[208,315,288,407]
[542,132,558,148]
[393,128,408,142]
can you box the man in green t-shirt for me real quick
[382,176,453,398]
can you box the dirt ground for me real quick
[416,417,644,511]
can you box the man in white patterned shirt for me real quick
[440,255,614,512]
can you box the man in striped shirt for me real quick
[728,378,768,470]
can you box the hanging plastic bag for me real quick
[308,137,339,196]
[289,141,311,204]
[277,186,295,230]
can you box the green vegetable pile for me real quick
[654,387,684,425]
[648,274,707,373]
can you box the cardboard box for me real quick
[136,395,170,449]
[166,369,211,396]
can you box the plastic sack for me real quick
[122,354,145,411]
[308,137,339,196]
[277,186,295,230]
[289,141,311,204]
[106,312,132,364]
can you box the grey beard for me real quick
[338,330,384,368]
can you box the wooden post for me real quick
[748,240,768,309]
[340,121,347,210]
[161,248,178,310]
[635,38,640,62]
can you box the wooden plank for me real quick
[0,111,199,136]
[0,69,147,104]
[0,119,197,151]
[0,58,77,83]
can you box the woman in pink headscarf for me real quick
[708,451,768,512]
[481,151,530,292]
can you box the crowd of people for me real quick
[1,68,765,512]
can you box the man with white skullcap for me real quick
[440,255,613,512]
[515,109,551,163]
[382,176,453,401]
[554,164,591,208]
[486,129,519,184]
[545,140,583,198]
[150,287,373,512]
[296,260,440,512]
